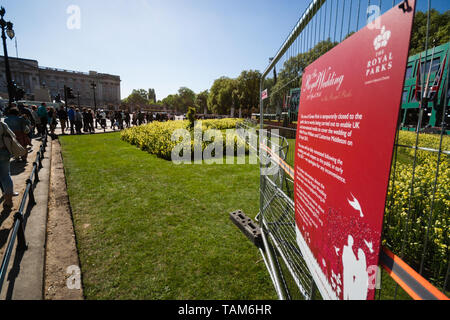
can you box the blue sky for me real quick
[0,0,448,101]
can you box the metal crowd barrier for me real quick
[0,134,48,294]
[232,120,449,300]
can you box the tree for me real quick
[208,77,237,115]
[218,79,236,115]
[162,94,181,112]
[161,87,196,113]
[122,89,151,106]
[148,88,157,103]
[178,87,196,113]
[195,90,209,114]
[410,10,450,56]
[236,70,261,116]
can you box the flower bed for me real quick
[120,118,247,160]
[384,131,449,287]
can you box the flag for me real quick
[428,52,447,101]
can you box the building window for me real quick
[405,65,413,79]
[410,87,418,102]
[402,90,409,103]
[420,57,441,75]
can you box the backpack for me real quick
[0,122,27,158]
[37,106,48,118]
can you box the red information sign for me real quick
[294,1,416,300]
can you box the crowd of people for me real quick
[30,105,173,135]
[0,103,177,136]
[0,102,206,208]
[84,109,172,132]
[0,100,177,209]
[0,102,48,209]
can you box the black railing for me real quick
[0,134,47,294]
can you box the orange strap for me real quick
[380,247,449,300]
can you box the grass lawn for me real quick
[58,131,425,300]
[59,132,276,300]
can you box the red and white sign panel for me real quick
[261,89,268,100]
[294,1,416,300]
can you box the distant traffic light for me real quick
[65,86,76,99]
[15,87,25,101]
[10,81,25,101]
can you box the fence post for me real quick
[14,213,27,251]
[33,162,40,184]
[26,179,36,206]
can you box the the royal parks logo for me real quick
[365,25,394,79]
[373,26,391,50]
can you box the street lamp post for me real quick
[91,81,97,128]
[0,7,15,107]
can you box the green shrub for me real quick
[186,107,196,130]
[384,131,449,287]
[120,118,247,160]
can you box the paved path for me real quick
[0,135,50,299]
[0,123,134,299]
[53,121,126,136]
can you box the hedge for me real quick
[384,131,449,287]
[120,118,248,161]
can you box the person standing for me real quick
[137,111,144,125]
[87,109,95,133]
[57,105,68,135]
[47,107,58,136]
[117,111,123,130]
[68,106,75,135]
[4,107,31,162]
[132,112,137,126]
[124,111,130,128]
[82,108,89,133]
[110,111,115,129]
[95,110,101,129]
[75,108,83,134]
[0,121,17,208]
[100,110,107,131]
[30,105,41,136]
[37,102,48,136]
[21,112,33,148]
[111,111,118,130]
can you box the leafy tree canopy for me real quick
[410,9,450,56]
